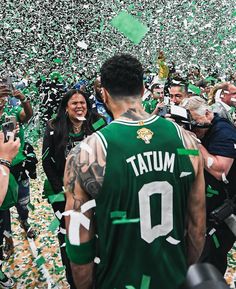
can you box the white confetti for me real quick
[166,236,181,245]
[55,210,62,220]
[62,200,96,245]
[94,257,101,264]
[209,228,216,236]
[180,172,192,178]
[222,172,229,184]
[59,227,66,235]
[77,41,88,50]
[207,157,214,168]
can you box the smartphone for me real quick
[5,115,17,128]
[0,75,14,94]
[2,121,15,142]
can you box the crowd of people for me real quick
[0,52,236,289]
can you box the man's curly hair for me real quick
[101,54,144,99]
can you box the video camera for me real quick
[181,263,230,289]
[210,198,236,225]
[157,105,211,131]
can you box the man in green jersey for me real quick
[64,54,205,289]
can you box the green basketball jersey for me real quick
[94,115,195,289]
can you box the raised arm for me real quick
[13,89,33,123]
[0,133,20,205]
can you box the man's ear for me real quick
[205,109,213,120]
[141,85,145,98]
[101,87,110,104]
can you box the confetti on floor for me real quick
[2,141,69,289]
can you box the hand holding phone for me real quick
[2,121,15,142]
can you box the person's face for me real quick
[190,109,212,139]
[203,85,212,95]
[94,77,102,100]
[169,86,187,105]
[222,84,236,106]
[152,88,164,100]
[66,93,87,121]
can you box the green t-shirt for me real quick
[0,105,26,166]
[142,99,158,114]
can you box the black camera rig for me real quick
[157,105,212,131]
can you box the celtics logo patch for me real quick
[137,128,154,144]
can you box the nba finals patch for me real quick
[138,121,145,126]
[137,128,154,144]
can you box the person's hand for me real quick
[164,114,176,122]
[14,123,20,135]
[12,89,25,101]
[0,132,20,162]
[152,102,165,115]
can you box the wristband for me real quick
[65,235,96,265]
[0,158,11,169]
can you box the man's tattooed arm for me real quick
[64,134,106,289]
[64,134,106,201]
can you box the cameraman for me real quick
[0,84,34,258]
[0,132,20,288]
[181,96,236,275]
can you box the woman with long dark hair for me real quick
[42,89,106,288]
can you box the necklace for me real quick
[72,122,82,133]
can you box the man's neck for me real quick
[112,99,151,121]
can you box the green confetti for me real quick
[100,19,104,32]
[48,217,60,232]
[27,203,35,211]
[92,118,106,131]
[177,148,199,156]
[206,193,213,198]
[212,233,220,248]
[112,218,140,224]
[140,275,151,289]
[55,266,66,274]
[42,147,49,160]
[48,193,65,204]
[0,270,5,280]
[110,211,127,219]
[36,256,46,268]
[53,58,63,64]
[206,185,219,196]
[188,83,201,95]
[111,11,149,45]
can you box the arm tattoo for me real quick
[65,135,106,199]
[73,197,86,211]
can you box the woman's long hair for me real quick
[49,89,104,173]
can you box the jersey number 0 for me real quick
[138,181,173,243]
